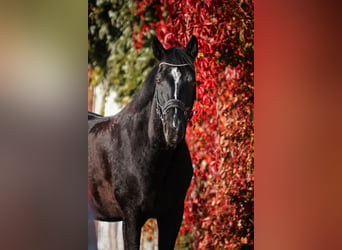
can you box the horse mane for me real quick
[126,66,159,113]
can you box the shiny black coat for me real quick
[88,36,198,250]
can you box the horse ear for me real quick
[152,36,166,61]
[186,35,198,59]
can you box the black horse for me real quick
[88,36,198,250]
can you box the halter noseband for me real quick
[155,62,194,122]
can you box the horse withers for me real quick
[88,35,198,250]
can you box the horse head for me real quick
[152,36,198,147]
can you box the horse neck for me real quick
[120,84,165,149]
[129,68,168,148]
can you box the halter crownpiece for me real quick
[158,62,195,70]
[155,62,194,122]
[159,62,190,67]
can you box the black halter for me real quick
[155,62,194,122]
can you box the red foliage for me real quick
[134,0,254,248]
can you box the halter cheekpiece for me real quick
[155,62,194,122]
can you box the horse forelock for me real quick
[164,47,194,69]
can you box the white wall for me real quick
[93,84,121,116]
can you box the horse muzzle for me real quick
[163,116,185,147]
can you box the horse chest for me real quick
[139,160,188,216]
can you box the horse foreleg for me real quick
[122,212,144,250]
[88,198,98,250]
[157,209,184,250]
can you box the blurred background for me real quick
[88,0,254,249]
[0,1,88,250]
